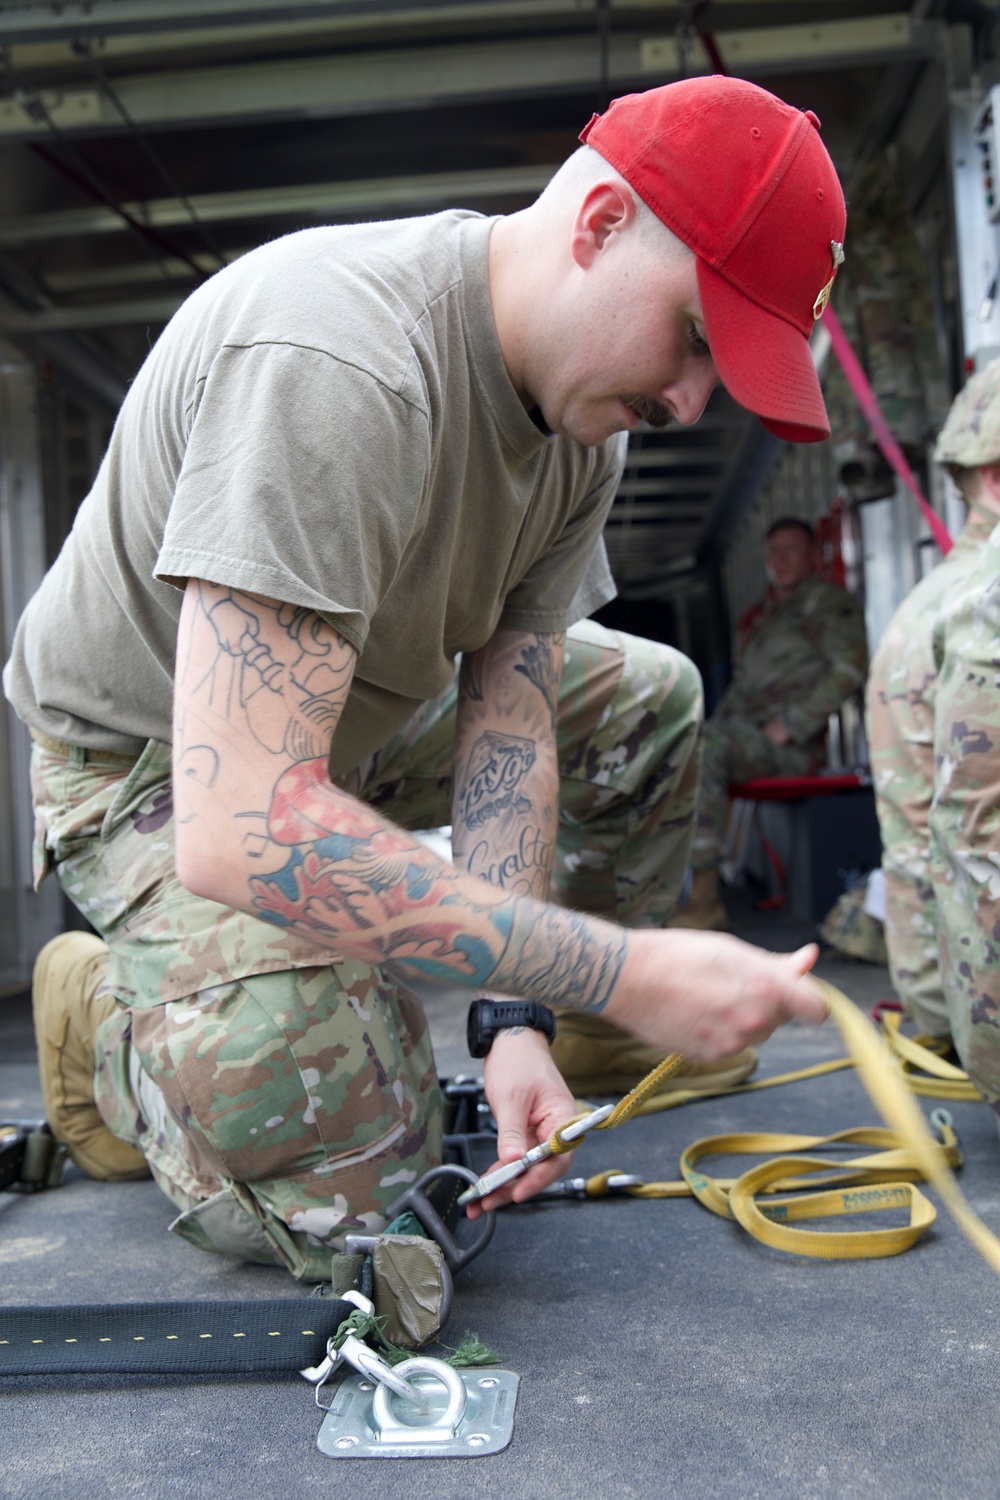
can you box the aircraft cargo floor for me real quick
[3,907,999,1500]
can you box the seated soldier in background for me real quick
[550,516,865,1095]
[866,360,1000,1043]
[678,517,868,931]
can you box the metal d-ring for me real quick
[370,1356,467,1444]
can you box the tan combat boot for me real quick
[550,1008,756,1097]
[32,932,150,1181]
[668,867,729,931]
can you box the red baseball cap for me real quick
[580,77,846,443]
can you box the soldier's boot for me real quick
[32,932,150,1181]
[550,1008,756,1097]
[668,867,729,931]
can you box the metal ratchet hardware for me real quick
[456,1102,616,1207]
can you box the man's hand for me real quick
[465,1028,579,1220]
[762,718,791,746]
[605,932,825,1060]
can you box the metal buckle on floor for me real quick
[0,1121,67,1193]
[306,1292,519,1459]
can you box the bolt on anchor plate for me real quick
[316,1358,520,1458]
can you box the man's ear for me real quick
[569,180,638,269]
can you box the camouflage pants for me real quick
[929,530,1000,1121]
[30,620,702,1278]
[689,715,816,870]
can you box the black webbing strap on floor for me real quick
[0,1297,353,1376]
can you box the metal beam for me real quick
[0,0,599,45]
[620,448,729,470]
[0,14,939,140]
[0,297,184,331]
[642,13,923,79]
[0,165,558,246]
[612,479,715,498]
[607,502,710,521]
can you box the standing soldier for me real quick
[924,368,1000,1125]
[867,360,1000,1041]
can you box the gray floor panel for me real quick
[3,916,999,1499]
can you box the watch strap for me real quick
[467,999,556,1058]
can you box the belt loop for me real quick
[68,745,86,769]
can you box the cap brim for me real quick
[696,261,831,443]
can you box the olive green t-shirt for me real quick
[5,211,622,774]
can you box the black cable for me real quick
[70,39,227,271]
[0,46,207,285]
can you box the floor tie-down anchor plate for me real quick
[316,1359,519,1458]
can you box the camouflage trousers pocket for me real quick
[168,1184,285,1267]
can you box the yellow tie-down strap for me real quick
[878,1008,983,1103]
[569,980,1000,1273]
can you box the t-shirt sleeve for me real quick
[497,436,623,633]
[155,341,429,654]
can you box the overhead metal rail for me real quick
[0,166,558,245]
[0,0,920,48]
[0,14,938,140]
[0,0,619,46]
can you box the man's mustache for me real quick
[623,394,673,429]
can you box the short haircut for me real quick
[765,516,814,542]
[543,146,693,260]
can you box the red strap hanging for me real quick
[821,305,953,555]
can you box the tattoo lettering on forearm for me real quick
[513,633,565,720]
[495,905,628,1013]
[465,823,553,893]
[460,731,536,830]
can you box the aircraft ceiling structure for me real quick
[0,0,990,594]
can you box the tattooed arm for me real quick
[451,629,563,900]
[448,629,579,1202]
[174,581,825,1057]
[174,581,623,1005]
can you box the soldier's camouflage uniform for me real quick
[30,618,702,1279]
[930,520,1000,1118]
[866,506,995,1037]
[822,150,949,464]
[690,575,868,869]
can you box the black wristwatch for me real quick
[467,998,556,1059]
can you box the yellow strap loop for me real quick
[879,1010,983,1102]
[633,1055,854,1114]
[819,979,1000,1274]
[557,979,1000,1273]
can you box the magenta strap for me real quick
[821,305,952,555]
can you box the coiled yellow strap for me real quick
[555,980,1000,1273]
[817,979,1000,1273]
